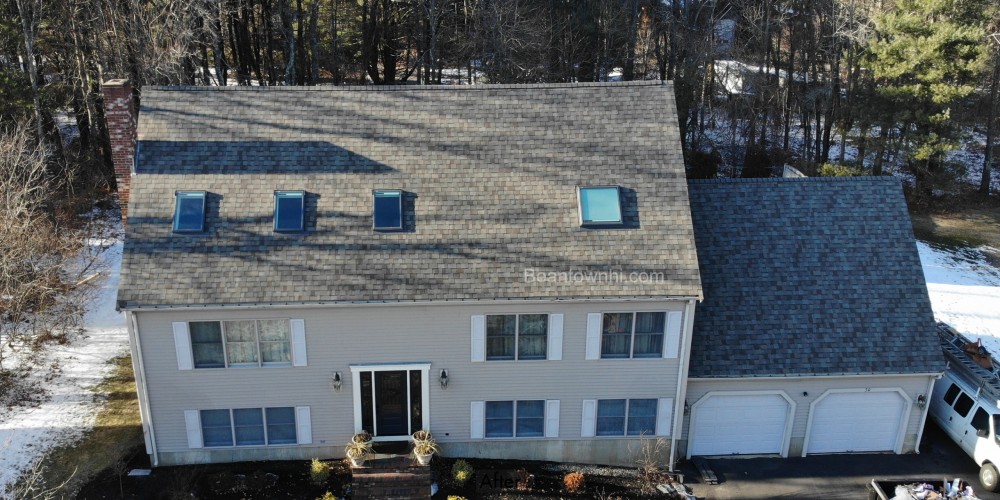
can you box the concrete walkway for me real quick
[682,422,1000,500]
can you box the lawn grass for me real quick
[909,192,1000,265]
[29,353,143,498]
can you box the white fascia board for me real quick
[120,295,702,312]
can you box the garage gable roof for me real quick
[687,177,943,377]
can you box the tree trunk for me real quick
[981,55,999,195]
[14,0,45,141]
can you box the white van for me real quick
[930,324,1000,492]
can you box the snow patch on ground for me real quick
[0,215,128,497]
[919,241,1000,354]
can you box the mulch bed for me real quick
[76,448,673,499]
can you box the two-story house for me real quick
[108,80,702,467]
[105,79,943,468]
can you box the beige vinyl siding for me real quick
[682,375,935,456]
[134,299,688,463]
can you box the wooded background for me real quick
[1,0,999,197]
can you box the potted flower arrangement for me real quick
[411,430,439,465]
[345,431,372,467]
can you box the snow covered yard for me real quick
[0,215,128,497]
[0,212,998,496]
[920,241,1000,354]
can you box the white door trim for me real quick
[801,387,911,456]
[350,363,432,442]
[687,390,796,459]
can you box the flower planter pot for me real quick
[414,452,433,466]
[349,456,366,468]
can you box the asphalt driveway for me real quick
[681,421,1000,499]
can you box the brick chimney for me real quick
[102,79,136,222]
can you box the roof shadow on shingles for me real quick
[687,177,944,378]
[119,208,691,307]
[136,84,684,185]
[138,141,396,174]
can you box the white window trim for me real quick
[349,363,432,442]
[187,318,297,369]
[479,400,552,439]
[194,406,302,449]
[484,313,550,361]
[599,311,670,359]
[593,398,660,438]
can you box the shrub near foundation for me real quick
[309,458,331,485]
[452,459,473,485]
[564,471,586,493]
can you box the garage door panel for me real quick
[807,392,905,454]
[690,394,790,456]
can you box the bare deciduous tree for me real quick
[0,125,83,373]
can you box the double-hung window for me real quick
[601,312,665,358]
[486,314,547,360]
[596,399,657,436]
[189,319,292,368]
[200,407,298,447]
[485,400,545,438]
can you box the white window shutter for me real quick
[470,401,485,439]
[545,400,560,438]
[585,313,602,360]
[471,315,486,362]
[173,322,194,370]
[581,399,597,437]
[290,319,307,367]
[547,314,564,361]
[663,311,683,359]
[295,406,313,444]
[184,410,203,448]
[656,398,674,437]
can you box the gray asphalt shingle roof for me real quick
[687,177,943,377]
[118,81,703,309]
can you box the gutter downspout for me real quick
[669,299,697,472]
[129,311,159,466]
[914,373,941,454]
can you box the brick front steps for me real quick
[351,454,432,500]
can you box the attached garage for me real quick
[804,390,908,454]
[688,393,792,457]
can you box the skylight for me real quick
[373,190,403,230]
[274,191,305,232]
[578,186,623,226]
[173,191,206,233]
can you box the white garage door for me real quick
[689,394,790,456]
[806,391,906,454]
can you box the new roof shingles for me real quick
[687,177,943,377]
[118,81,702,308]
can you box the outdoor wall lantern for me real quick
[331,371,343,391]
[683,400,690,415]
[439,369,449,389]
[917,394,927,409]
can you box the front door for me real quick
[355,365,427,439]
[375,371,408,436]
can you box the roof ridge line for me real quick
[143,80,671,92]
